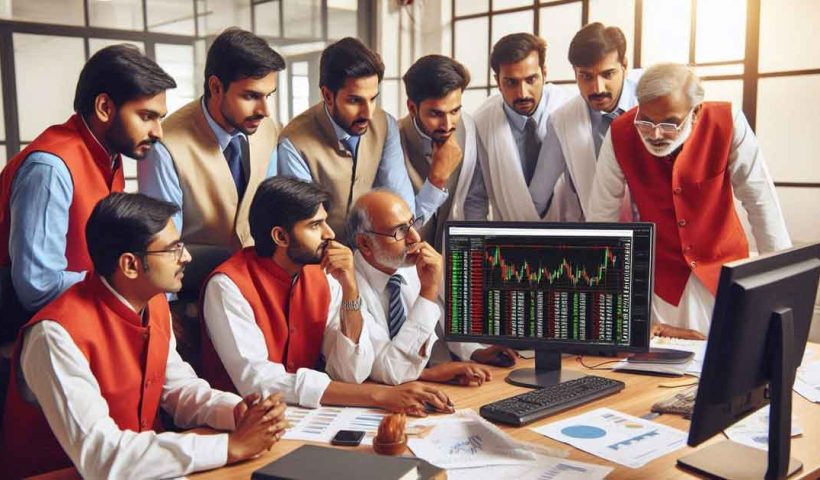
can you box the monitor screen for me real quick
[445,222,654,355]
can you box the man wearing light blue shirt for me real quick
[530,23,640,220]
[138,28,284,251]
[278,37,448,238]
[0,45,175,340]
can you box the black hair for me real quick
[86,192,180,278]
[568,22,627,67]
[74,44,176,117]
[403,55,471,105]
[204,27,286,99]
[250,177,331,257]
[319,37,385,94]
[490,33,547,74]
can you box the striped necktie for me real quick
[386,274,406,339]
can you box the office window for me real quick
[701,79,743,109]
[756,75,820,184]
[199,0,252,35]
[0,149,6,169]
[13,34,85,142]
[776,188,820,244]
[539,2,582,82]
[89,0,145,31]
[495,0,532,9]
[454,0,488,17]
[641,0,690,65]
[88,39,146,55]
[147,0,196,35]
[455,17,489,89]
[283,0,322,39]
[291,61,310,119]
[0,0,84,26]
[380,79,401,120]
[462,89,490,114]
[492,10,534,49]
[155,44,196,114]
[694,0,745,64]
[759,0,820,73]
[0,60,4,142]
[328,0,358,40]
[254,1,282,37]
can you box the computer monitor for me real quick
[444,221,655,388]
[679,242,820,480]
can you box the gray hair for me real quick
[636,63,704,108]
[345,188,402,245]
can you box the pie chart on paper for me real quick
[561,425,607,439]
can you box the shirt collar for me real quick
[324,103,358,145]
[502,85,549,132]
[201,97,245,152]
[99,276,140,315]
[354,250,410,294]
[411,117,434,158]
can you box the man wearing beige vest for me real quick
[138,28,284,251]
[399,55,486,251]
[278,37,457,239]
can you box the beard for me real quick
[415,115,455,144]
[220,100,264,135]
[107,114,155,159]
[639,116,694,158]
[330,104,369,136]
[287,237,327,266]
[371,242,413,271]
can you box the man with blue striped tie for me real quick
[349,190,516,386]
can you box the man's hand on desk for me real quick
[470,345,519,367]
[419,362,492,386]
[372,382,455,417]
[652,323,706,340]
[228,393,288,464]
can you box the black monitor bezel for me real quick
[443,220,655,356]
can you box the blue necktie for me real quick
[595,109,623,156]
[224,135,246,198]
[386,274,406,339]
[341,135,359,158]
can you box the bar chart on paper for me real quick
[283,406,387,445]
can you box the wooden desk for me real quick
[30,354,820,480]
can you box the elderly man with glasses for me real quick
[347,189,518,387]
[587,63,791,338]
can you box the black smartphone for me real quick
[331,429,365,447]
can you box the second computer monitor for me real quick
[445,222,654,387]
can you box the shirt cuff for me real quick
[213,393,244,431]
[449,342,485,362]
[417,179,449,222]
[294,368,332,409]
[192,432,230,472]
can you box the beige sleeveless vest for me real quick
[398,116,463,250]
[280,103,387,236]
[160,99,279,250]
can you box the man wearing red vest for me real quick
[202,177,454,416]
[588,63,791,337]
[0,45,176,341]
[2,193,287,479]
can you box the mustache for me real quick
[589,93,612,101]
[513,98,535,105]
[138,137,157,148]
[246,115,265,122]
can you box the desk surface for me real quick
[31,354,820,480]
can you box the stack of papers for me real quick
[794,359,820,403]
[531,407,688,469]
[282,406,387,445]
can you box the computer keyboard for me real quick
[479,375,626,426]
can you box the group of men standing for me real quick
[0,21,790,478]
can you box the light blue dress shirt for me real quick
[529,78,638,217]
[468,89,553,219]
[277,105,447,222]
[9,156,87,311]
[138,97,278,233]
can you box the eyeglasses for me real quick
[633,107,695,137]
[142,241,186,262]
[367,217,423,242]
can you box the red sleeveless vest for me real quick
[0,114,124,271]
[610,102,748,305]
[201,248,331,393]
[1,274,171,478]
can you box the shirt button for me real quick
[673,187,682,195]
[690,261,697,269]
[678,219,687,227]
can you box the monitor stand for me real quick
[506,348,586,388]
[677,308,803,480]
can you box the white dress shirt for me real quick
[354,251,483,385]
[20,278,241,479]
[202,271,375,408]
[588,106,792,332]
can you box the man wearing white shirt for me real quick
[348,190,518,386]
[1,193,286,479]
[531,23,639,220]
[588,64,791,337]
[472,33,572,221]
[201,177,454,416]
